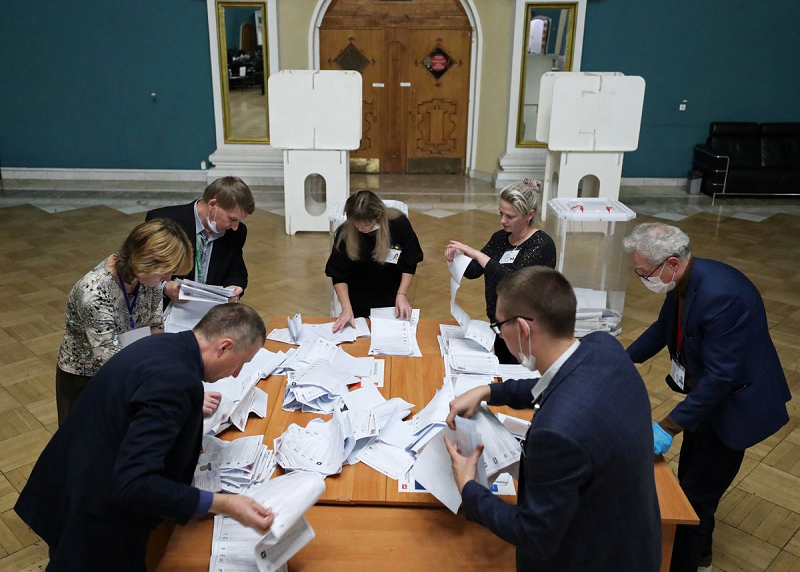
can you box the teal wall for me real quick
[0,1,216,170]
[581,0,800,178]
[224,9,255,50]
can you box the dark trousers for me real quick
[55,366,92,426]
[670,422,745,572]
[494,336,519,365]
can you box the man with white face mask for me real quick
[146,176,254,304]
[445,267,661,571]
[624,222,790,572]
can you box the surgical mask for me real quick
[370,223,380,232]
[517,323,536,371]
[206,205,219,234]
[641,263,676,294]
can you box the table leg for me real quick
[660,523,676,572]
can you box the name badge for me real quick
[385,248,401,264]
[120,326,151,348]
[670,358,686,391]
[499,249,520,264]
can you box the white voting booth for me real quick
[268,70,363,234]
[537,72,646,220]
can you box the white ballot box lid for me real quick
[547,198,636,222]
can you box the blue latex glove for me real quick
[653,422,673,455]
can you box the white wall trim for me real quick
[307,0,483,175]
[621,177,687,187]
[206,0,284,183]
[0,168,208,182]
[495,0,587,188]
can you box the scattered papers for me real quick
[194,435,277,493]
[408,379,455,453]
[284,359,353,414]
[356,440,415,479]
[499,364,541,382]
[452,374,495,397]
[352,359,385,388]
[210,472,325,572]
[440,325,501,377]
[447,253,496,351]
[275,411,352,476]
[267,314,370,346]
[368,308,422,357]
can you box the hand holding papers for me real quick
[165,279,234,333]
[448,253,496,351]
[209,472,325,572]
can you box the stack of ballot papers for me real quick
[194,435,278,494]
[368,307,422,357]
[574,287,622,336]
[267,314,371,346]
[447,253,496,351]
[406,378,456,453]
[281,341,375,414]
[203,349,289,435]
[275,410,354,476]
[164,279,234,333]
[410,406,522,514]
[209,471,325,572]
[439,324,501,377]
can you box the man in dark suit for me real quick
[624,222,791,572]
[146,176,254,303]
[15,304,274,571]
[446,267,661,571]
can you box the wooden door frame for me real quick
[308,0,483,177]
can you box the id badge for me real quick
[670,358,686,391]
[499,249,520,264]
[120,326,150,348]
[385,247,402,264]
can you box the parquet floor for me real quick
[0,185,798,571]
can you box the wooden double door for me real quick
[321,26,472,174]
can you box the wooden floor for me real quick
[0,201,798,571]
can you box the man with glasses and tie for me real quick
[445,266,661,571]
[624,222,790,572]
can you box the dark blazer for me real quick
[146,201,248,291]
[461,332,661,572]
[627,257,790,450]
[15,332,205,571]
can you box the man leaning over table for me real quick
[146,176,254,304]
[624,222,791,572]
[445,267,661,571]
[15,304,274,572]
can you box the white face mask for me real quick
[517,322,536,371]
[641,262,676,294]
[206,205,220,234]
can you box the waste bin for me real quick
[687,171,703,195]
[545,198,637,337]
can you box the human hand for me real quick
[333,308,356,333]
[444,436,485,494]
[653,422,674,455]
[446,241,478,260]
[226,285,243,303]
[395,293,412,320]
[446,385,491,430]
[163,280,183,303]
[211,494,274,535]
[203,391,221,415]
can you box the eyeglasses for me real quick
[634,255,676,279]
[489,316,534,335]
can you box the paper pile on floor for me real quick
[193,435,277,494]
[368,307,422,356]
[209,471,325,572]
[267,313,371,346]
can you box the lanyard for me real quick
[676,301,683,355]
[118,276,140,329]
[195,234,205,282]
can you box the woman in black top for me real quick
[326,190,424,332]
[445,179,556,364]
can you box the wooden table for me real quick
[152,317,697,571]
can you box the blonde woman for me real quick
[445,179,556,364]
[326,190,424,332]
[56,219,194,424]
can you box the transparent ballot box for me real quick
[544,198,637,337]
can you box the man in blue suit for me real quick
[15,304,274,571]
[446,267,661,571]
[624,222,790,572]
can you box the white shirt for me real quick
[530,339,581,403]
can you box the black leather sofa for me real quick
[692,122,800,199]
